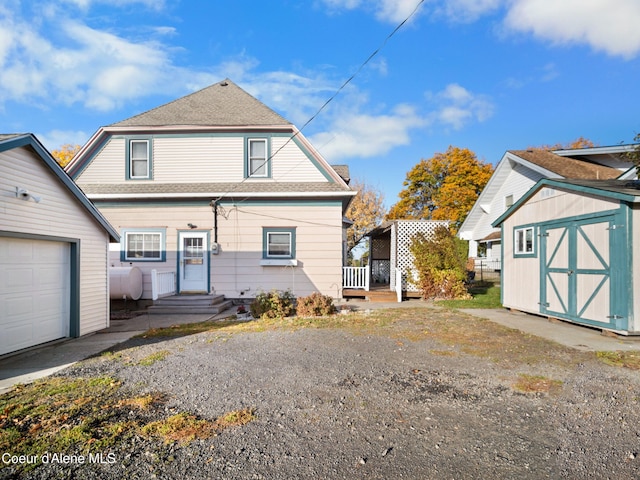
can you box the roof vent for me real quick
[220,80,228,86]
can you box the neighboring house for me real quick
[66,79,355,301]
[492,178,640,334]
[458,146,637,266]
[0,134,119,356]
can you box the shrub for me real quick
[250,290,295,319]
[296,292,336,317]
[410,225,471,300]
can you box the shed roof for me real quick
[110,79,291,127]
[493,178,640,228]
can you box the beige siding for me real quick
[0,146,111,335]
[78,135,328,185]
[501,186,619,316]
[100,202,344,299]
[76,137,126,183]
[500,226,540,312]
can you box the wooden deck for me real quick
[342,285,421,302]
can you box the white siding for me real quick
[633,204,640,332]
[99,202,344,299]
[78,135,329,185]
[0,146,111,336]
[472,165,545,248]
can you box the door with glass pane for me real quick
[178,232,208,293]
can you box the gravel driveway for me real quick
[4,311,640,479]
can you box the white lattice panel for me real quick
[395,220,449,292]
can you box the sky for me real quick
[1,0,640,208]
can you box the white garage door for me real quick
[0,237,70,355]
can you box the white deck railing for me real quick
[342,266,370,291]
[151,269,177,300]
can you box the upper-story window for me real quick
[246,138,270,178]
[128,138,152,179]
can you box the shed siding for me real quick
[99,202,343,299]
[1,146,111,335]
[502,186,620,318]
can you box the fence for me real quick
[342,266,370,290]
[151,269,177,300]
[473,259,501,283]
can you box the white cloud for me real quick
[503,0,640,59]
[319,0,424,23]
[309,104,426,160]
[434,0,501,22]
[427,83,494,130]
[320,0,640,58]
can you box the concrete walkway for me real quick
[1,304,639,394]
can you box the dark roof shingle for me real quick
[511,149,621,180]
[110,79,291,128]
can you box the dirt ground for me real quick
[3,307,640,479]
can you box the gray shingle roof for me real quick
[110,79,291,127]
[510,149,621,180]
[80,182,350,195]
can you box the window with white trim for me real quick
[122,230,165,261]
[128,139,151,179]
[247,138,269,178]
[515,226,534,255]
[263,228,295,259]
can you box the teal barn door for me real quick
[540,213,628,331]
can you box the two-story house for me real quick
[458,146,637,267]
[67,79,355,302]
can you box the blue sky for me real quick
[1,0,639,207]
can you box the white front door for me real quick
[178,231,209,293]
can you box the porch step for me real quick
[147,294,233,315]
[343,288,399,302]
[365,290,399,302]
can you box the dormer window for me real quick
[246,138,270,178]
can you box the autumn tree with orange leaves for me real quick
[51,144,81,167]
[345,178,386,254]
[387,146,493,232]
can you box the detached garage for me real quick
[493,178,639,335]
[0,134,119,356]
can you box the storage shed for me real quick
[493,178,640,335]
[0,134,119,356]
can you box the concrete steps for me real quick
[147,294,233,315]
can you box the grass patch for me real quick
[0,375,252,474]
[436,282,502,309]
[512,374,563,394]
[596,351,640,370]
[137,350,171,366]
[141,408,255,445]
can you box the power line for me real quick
[213,0,425,204]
